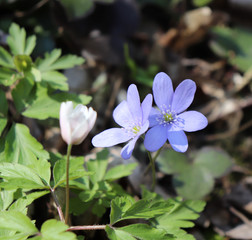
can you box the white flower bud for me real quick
[60,101,97,145]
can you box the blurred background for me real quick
[1,0,252,239]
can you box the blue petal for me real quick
[137,120,149,136]
[127,84,142,123]
[144,125,167,152]
[113,100,132,128]
[148,108,161,127]
[178,111,208,132]
[121,137,138,159]
[171,80,196,114]
[167,127,188,152]
[153,72,173,111]
[92,128,131,147]
[141,93,153,124]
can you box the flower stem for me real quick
[145,147,163,191]
[147,151,156,191]
[50,187,65,222]
[67,225,107,231]
[144,147,163,176]
[65,144,72,225]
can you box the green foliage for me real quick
[72,149,137,217]
[106,189,205,240]
[0,162,49,190]
[2,123,49,165]
[0,22,208,240]
[0,88,8,135]
[106,224,174,240]
[210,26,252,72]
[192,0,213,7]
[7,23,36,55]
[124,44,158,87]
[110,196,174,224]
[0,23,90,120]
[59,0,114,20]
[0,211,38,239]
[157,147,232,199]
[0,46,15,68]
[151,197,206,240]
[53,156,93,189]
[33,219,77,240]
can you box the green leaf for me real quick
[36,48,84,72]
[7,23,36,56]
[192,0,213,7]
[11,76,34,113]
[4,123,49,165]
[0,190,15,211]
[0,211,38,234]
[0,88,8,135]
[194,147,233,178]
[9,190,49,214]
[25,67,42,82]
[41,71,68,91]
[39,219,77,240]
[0,162,47,190]
[173,164,214,200]
[105,225,136,240]
[157,150,188,174]
[104,163,137,180]
[22,85,91,120]
[141,186,163,201]
[110,196,174,224]
[0,88,8,116]
[0,47,15,68]
[210,26,252,72]
[0,68,20,86]
[110,196,135,224]
[152,198,205,238]
[25,35,36,55]
[86,149,109,184]
[53,156,93,188]
[36,49,61,72]
[157,147,232,199]
[120,224,175,240]
[28,158,51,186]
[105,224,174,240]
[60,0,94,20]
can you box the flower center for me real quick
[132,125,141,134]
[163,113,173,122]
[156,108,178,126]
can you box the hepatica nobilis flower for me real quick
[92,84,152,159]
[144,72,208,153]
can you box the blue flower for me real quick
[144,72,208,153]
[92,84,153,159]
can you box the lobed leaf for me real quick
[7,23,36,56]
[0,162,47,190]
[4,123,49,165]
[110,196,174,224]
[0,211,38,234]
[39,219,77,240]
[0,47,15,68]
[152,198,205,239]
[22,86,91,120]
[36,48,84,72]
